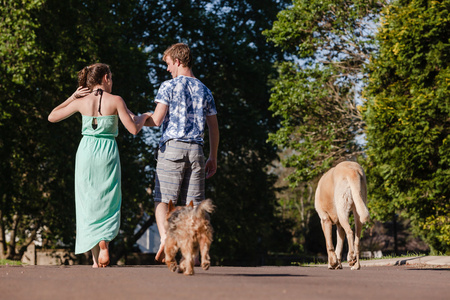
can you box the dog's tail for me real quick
[195,199,215,218]
[348,169,370,224]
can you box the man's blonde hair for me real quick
[163,43,193,68]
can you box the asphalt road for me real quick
[1,264,449,300]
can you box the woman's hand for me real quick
[72,86,91,99]
[134,112,152,125]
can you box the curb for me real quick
[317,256,450,268]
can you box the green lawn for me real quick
[0,259,22,266]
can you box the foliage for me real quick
[140,0,293,265]
[262,0,384,253]
[0,0,47,259]
[263,0,385,184]
[1,0,294,265]
[0,0,153,259]
[363,0,450,253]
[0,259,22,266]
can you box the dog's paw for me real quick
[347,252,357,266]
[178,259,187,273]
[201,261,210,270]
[351,262,361,270]
[328,258,340,269]
[348,259,357,267]
[167,262,178,273]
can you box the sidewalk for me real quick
[344,256,450,268]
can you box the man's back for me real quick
[155,75,217,147]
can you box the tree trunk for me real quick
[6,213,20,259]
[0,209,6,259]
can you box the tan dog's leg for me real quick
[179,246,195,275]
[320,217,339,269]
[351,212,363,270]
[334,224,345,269]
[199,235,211,270]
[337,211,357,267]
[177,239,195,275]
[164,237,179,273]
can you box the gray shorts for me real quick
[153,140,205,206]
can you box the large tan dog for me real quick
[315,161,369,270]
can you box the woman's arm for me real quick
[48,87,90,123]
[116,97,149,135]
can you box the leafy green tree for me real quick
[262,0,384,253]
[0,0,47,259]
[363,0,450,253]
[139,0,293,265]
[2,0,294,265]
[263,0,384,184]
[0,0,153,260]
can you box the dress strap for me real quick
[94,88,104,115]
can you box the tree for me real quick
[363,0,450,253]
[139,0,293,265]
[262,0,384,253]
[1,0,294,265]
[0,0,153,260]
[0,0,48,259]
[263,0,385,183]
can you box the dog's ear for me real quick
[168,200,175,213]
[187,201,194,208]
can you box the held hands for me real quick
[134,112,153,127]
[71,86,91,100]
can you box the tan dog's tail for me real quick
[348,170,370,224]
[195,199,215,218]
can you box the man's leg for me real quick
[153,140,187,262]
[154,201,168,262]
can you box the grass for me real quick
[0,259,22,266]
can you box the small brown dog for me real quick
[315,161,369,270]
[164,199,215,275]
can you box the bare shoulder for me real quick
[107,93,125,102]
[105,94,127,108]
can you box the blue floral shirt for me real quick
[155,75,217,147]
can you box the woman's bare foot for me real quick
[98,241,110,267]
[155,243,165,263]
[91,245,100,268]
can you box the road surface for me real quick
[1,264,449,300]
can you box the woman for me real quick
[48,63,149,267]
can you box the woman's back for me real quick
[77,90,120,117]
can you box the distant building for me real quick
[135,222,160,253]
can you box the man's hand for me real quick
[205,157,217,179]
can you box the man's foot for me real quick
[155,243,165,263]
[98,241,110,267]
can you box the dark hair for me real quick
[163,43,193,68]
[77,63,111,90]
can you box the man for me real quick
[144,43,219,262]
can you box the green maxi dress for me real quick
[74,115,121,254]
